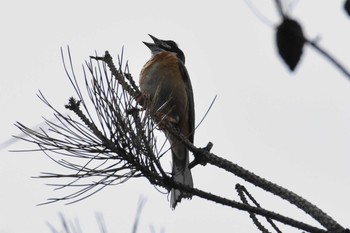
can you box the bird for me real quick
[139,34,195,209]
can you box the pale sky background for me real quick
[1,1,350,233]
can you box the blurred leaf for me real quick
[276,18,305,71]
[345,0,350,16]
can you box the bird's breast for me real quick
[139,51,188,124]
[140,52,185,94]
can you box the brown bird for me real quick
[139,34,195,208]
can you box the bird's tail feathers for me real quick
[170,147,193,209]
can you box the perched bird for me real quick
[139,34,195,209]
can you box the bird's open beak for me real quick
[143,34,161,50]
[148,34,161,44]
[143,41,156,50]
[143,41,153,47]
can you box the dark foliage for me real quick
[345,0,350,16]
[276,18,305,71]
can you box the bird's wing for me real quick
[178,61,195,144]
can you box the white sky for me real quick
[1,1,350,232]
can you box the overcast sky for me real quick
[1,1,350,233]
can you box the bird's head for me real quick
[143,34,185,64]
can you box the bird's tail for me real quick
[170,144,193,209]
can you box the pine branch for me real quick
[14,47,347,233]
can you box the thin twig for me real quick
[274,0,284,18]
[236,184,282,233]
[306,39,350,80]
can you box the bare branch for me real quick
[274,0,285,18]
[306,39,350,79]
